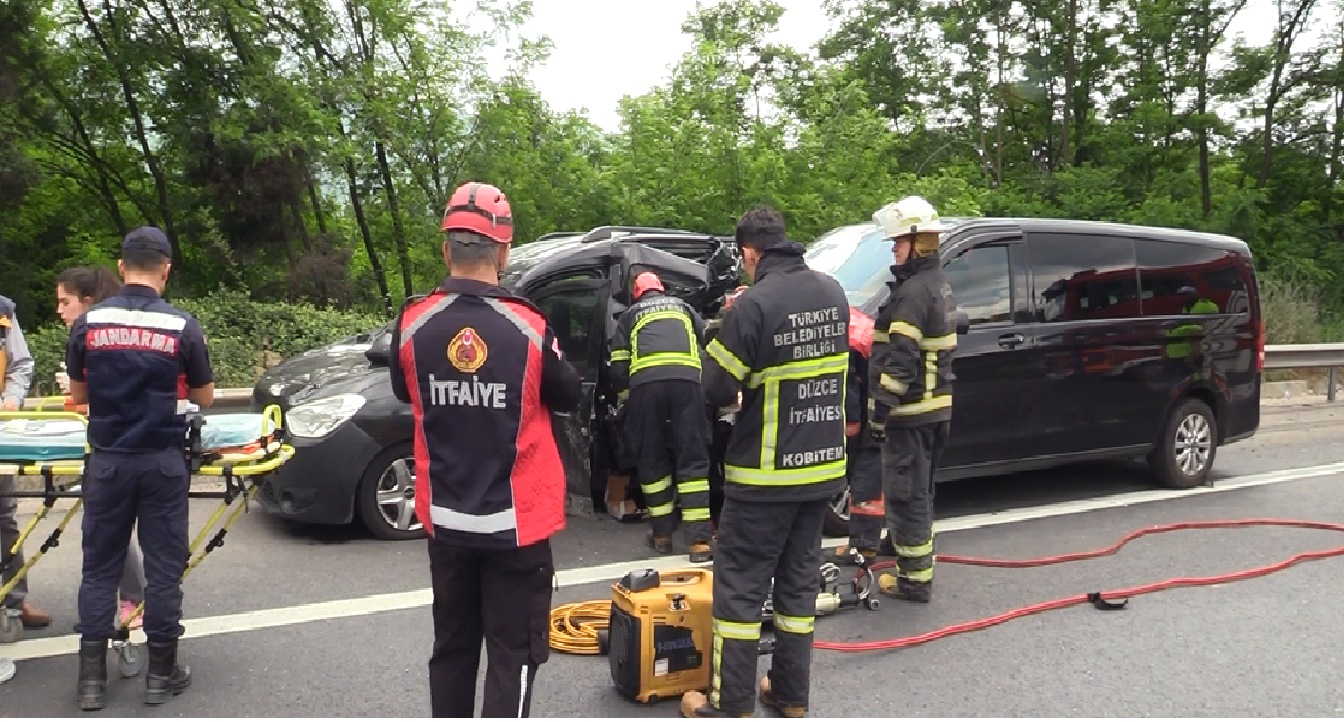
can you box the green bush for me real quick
[23,290,385,394]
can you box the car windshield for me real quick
[804,223,893,306]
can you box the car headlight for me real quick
[287,394,366,439]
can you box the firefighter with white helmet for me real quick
[868,195,957,603]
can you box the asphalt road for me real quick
[2,397,1342,717]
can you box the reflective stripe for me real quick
[902,566,934,583]
[891,395,951,416]
[879,373,907,394]
[630,309,700,375]
[773,613,815,635]
[682,507,711,522]
[706,339,749,381]
[86,307,188,331]
[873,330,890,343]
[399,294,459,347]
[713,618,761,641]
[642,476,672,495]
[726,460,846,486]
[896,540,933,557]
[617,389,629,402]
[648,501,674,517]
[678,479,710,494]
[889,321,923,342]
[710,635,723,707]
[430,504,517,534]
[924,350,936,401]
[920,334,957,351]
[483,297,543,349]
[610,350,631,361]
[745,354,848,389]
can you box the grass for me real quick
[1259,271,1344,386]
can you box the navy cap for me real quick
[122,226,172,259]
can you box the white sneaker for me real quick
[0,658,15,684]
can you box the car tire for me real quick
[1149,398,1218,489]
[822,485,851,538]
[356,443,427,541]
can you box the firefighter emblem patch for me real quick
[448,327,488,373]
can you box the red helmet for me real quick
[441,182,513,243]
[633,272,664,299]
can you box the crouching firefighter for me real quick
[682,205,850,718]
[390,181,582,718]
[825,312,889,564]
[609,272,713,562]
[869,196,957,604]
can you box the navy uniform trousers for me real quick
[75,450,189,643]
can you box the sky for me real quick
[490,0,1289,134]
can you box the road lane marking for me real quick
[7,459,1344,662]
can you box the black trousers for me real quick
[881,422,950,583]
[623,380,712,543]
[428,539,554,718]
[75,450,189,643]
[845,432,884,551]
[710,497,828,714]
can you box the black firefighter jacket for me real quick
[609,290,707,400]
[869,254,957,429]
[702,242,851,503]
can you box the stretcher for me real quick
[0,402,295,678]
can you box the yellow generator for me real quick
[608,567,714,704]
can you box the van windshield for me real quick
[804,224,894,307]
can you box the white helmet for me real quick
[873,196,949,240]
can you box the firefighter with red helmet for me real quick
[389,181,581,717]
[609,271,713,562]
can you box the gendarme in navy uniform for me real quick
[65,227,214,711]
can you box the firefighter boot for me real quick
[678,690,753,717]
[76,639,108,712]
[689,542,713,563]
[647,531,674,555]
[759,675,806,718]
[877,573,932,603]
[144,640,191,705]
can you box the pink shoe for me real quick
[119,601,143,630]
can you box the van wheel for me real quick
[1149,398,1218,489]
[823,486,851,537]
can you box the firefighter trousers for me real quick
[623,380,711,543]
[427,539,553,717]
[845,432,884,552]
[710,497,828,715]
[881,422,950,584]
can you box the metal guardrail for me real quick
[1265,343,1344,402]
[23,344,1344,410]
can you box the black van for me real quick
[806,217,1263,532]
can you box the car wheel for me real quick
[1149,398,1218,489]
[822,485,851,538]
[357,444,426,541]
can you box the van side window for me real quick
[1028,234,1139,322]
[1135,240,1241,316]
[943,245,1012,326]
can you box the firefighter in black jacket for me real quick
[826,323,887,564]
[609,272,713,562]
[869,196,957,604]
[681,205,850,719]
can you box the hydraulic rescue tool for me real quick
[551,548,880,704]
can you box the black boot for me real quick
[76,639,108,712]
[144,640,191,706]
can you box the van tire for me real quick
[1149,398,1218,489]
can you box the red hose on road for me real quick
[815,519,1344,653]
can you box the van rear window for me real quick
[1135,240,1245,316]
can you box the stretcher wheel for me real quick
[865,598,880,611]
[0,612,21,644]
[116,643,145,678]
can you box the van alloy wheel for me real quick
[1174,413,1213,476]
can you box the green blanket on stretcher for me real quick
[0,413,277,462]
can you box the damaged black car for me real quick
[250,226,746,540]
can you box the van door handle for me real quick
[998,333,1025,349]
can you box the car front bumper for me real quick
[257,420,383,525]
